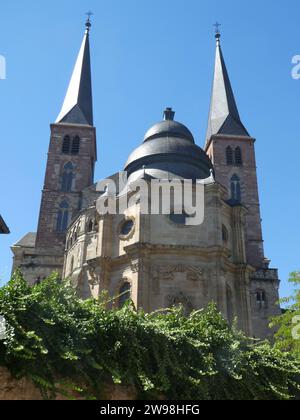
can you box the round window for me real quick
[120,219,134,236]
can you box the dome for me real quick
[124,108,213,181]
[144,120,194,143]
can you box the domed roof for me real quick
[144,113,194,143]
[124,108,213,181]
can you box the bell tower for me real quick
[205,29,264,269]
[36,17,97,250]
[205,28,281,338]
[11,17,97,284]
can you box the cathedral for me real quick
[11,19,281,339]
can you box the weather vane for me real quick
[85,11,93,30]
[213,22,221,35]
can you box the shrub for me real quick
[0,271,299,400]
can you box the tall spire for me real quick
[206,28,249,145]
[56,16,93,126]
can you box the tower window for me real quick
[119,282,131,308]
[226,146,234,165]
[235,147,243,165]
[230,174,241,203]
[71,136,80,155]
[256,289,267,309]
[61,162,74,192]
[62,136,71,154]
[56,201,70,233]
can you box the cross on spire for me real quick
[213,22,221,45]
[213,22,221,35]
[56,15,94,126]
[85,11,93,31]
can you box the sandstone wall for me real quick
[0,367,137,400]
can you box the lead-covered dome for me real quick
[124,108,213,181]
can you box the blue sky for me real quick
[0,0,299,298]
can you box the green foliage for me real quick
[0,271,299,400]
[271,272,300,359]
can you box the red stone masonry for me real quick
[36,123,97,250]
[206,134,265,269]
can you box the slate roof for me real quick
[0,215,9,234]
[13,232,36,248]
[56,21,93,126]
[206,34,250,145]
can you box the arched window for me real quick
[119,282,131,308]
[222,225,229,243]
[88,219,94,233]
[61,162,74,192]
[71,136,80,155]
[230,174,241,203]
[62,135,71,154]
[226,146,233,165]
[256,289,267,309]
[235,147,243,165]
[56,201,69,232]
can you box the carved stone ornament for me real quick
[153,265,205,282]
[86,259,101,287]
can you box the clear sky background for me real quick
[0,0,299,298]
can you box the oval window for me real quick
[120,219,134,236]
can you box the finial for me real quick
[164,107,175,121]
[213,22,221,44]
[85,11,93,32]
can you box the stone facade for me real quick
[205,134,281,338]
[206,134,264,269]
[36,123,97,249]
[11,123,97,284]
[11,25,281,340]
[62,181,258,336]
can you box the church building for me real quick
[11,19,281,339]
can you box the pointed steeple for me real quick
[206,29,249,145]
[56,18,93,126]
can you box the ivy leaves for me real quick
[0,271,299,400]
